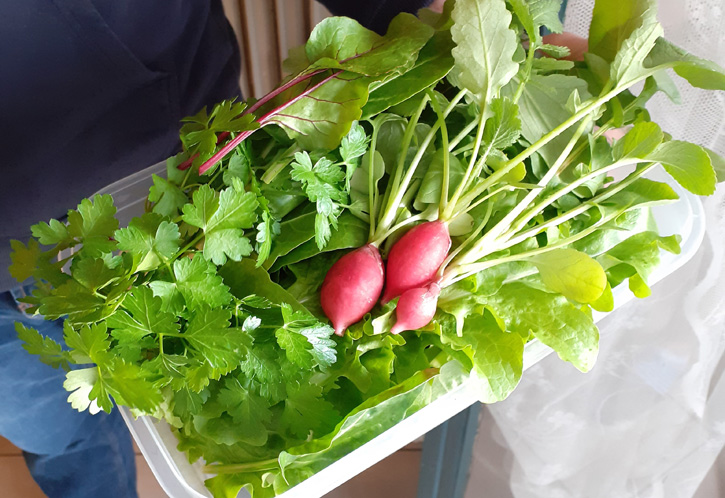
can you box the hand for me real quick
[542,33,588,61]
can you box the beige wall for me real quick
[221,0,331,99]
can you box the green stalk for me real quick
[369,206,436,247]
[506,158,649,237]
[437,197,494,277]
[444,100,489,220]
[513,36,538,104]
[260,144,300,184]
[375,90,467,235]
[380,95,431,220]
[174,232,204,260]
[466,76,651,201]
[501,162,656,249]
[456,113,594,266]
[448,120,479,152]
[367,124,381,240]
[442,209,621,286]
[452,184,518,219]
[427,90,451,214]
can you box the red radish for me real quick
[381,221,451,303]
[391,282,441,334]
[320,244,385,336]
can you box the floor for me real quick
[0,436,421,498]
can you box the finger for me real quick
[542,33,589,61]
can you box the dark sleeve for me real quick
[318,0,433,34]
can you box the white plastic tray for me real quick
[102,162,705,498]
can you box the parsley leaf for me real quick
[280,382,339,439]
[182,307,251,370]
[148,174,189,218]
[339,122,370,190]
[217,377,272,446]
[16,323,72,370]
[115,213,181,271]
[276,304,337,370]
[290,152,347,249]
[150,256,232,314]
[66,195,119,256]
[107,286,179,346]
[183,183,259,265]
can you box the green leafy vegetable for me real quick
[9,3,724,498]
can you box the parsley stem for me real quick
[179,162,195,190]
[175,233,204,260]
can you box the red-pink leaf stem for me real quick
[197,70,342,175]
[244,69,327,116]
[177,131,231,171]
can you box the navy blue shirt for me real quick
[0,0,430,291]
[0,0,242,291]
